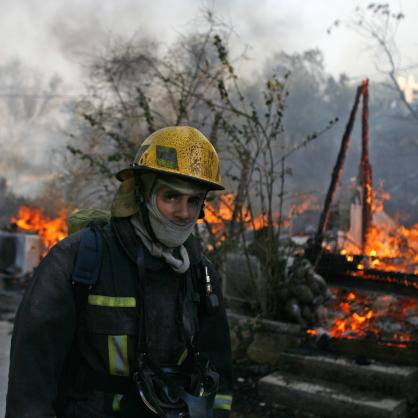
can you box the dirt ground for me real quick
[231,365,318,418]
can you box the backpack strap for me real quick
[71,224,104,316]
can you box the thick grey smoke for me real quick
[0,0,416,214]
[0,61,73,196]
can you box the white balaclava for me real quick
[147,176,205,248]
[130,175,206,273]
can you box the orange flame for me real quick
[200,192,318,247]
[340,182,418,274]
[321,289,418,346]
[11,206,68,251]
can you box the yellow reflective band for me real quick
[112,394,123,411]
[177,348,188,366]
[88,295,136,308]
[214,394,233,411]
[108,335,129,376]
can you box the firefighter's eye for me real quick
[164,192,180,200]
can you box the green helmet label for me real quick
[156,145,179,170]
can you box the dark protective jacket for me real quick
[6,217,233,418]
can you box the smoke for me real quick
[0,1,205,200]
[0,0,391,89]
[260,54,418,225]
[0,60,72,196]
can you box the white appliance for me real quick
[0,231,43,277]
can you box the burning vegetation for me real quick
[201,192,319,247]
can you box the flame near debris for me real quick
[321,289,418,348]
[11,206,68,251]
[365,184,418,273]
[314,183,418,344]
[11,193,317,253]
[201,192,318,246]
[338,183,418,274]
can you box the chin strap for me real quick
[198,193,207,219]
[134,172,161,245]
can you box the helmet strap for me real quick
[198,193,208,219]
[198,204,205,219]
[134,173,161,245]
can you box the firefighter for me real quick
[6,126,233,418]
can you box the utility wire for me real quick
[0,94,78,99]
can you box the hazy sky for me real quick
[0,0,417,90]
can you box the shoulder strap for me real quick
[72,225,104,314]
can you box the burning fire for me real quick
[329,291,374,339]
[365,184,418,272]
[339,183,418,274]
[11,206,68,251]
[201,192,318,247]
[311,289,418,347]
[200,192,271,232]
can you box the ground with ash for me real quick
[231,365,318,418]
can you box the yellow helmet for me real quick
[116,126,223,190]
[111,126,223,217]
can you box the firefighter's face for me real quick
[156,185,201,225]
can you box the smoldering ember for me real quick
[1,7,418,418]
